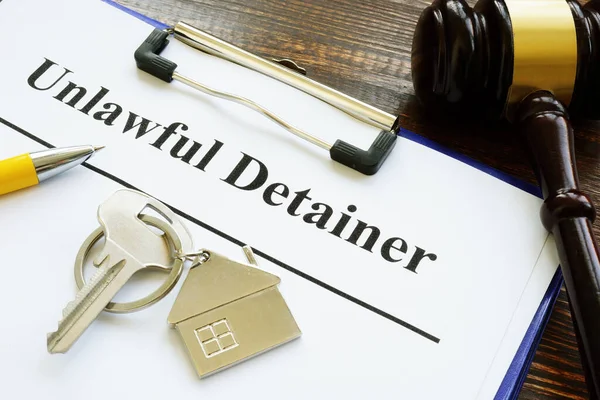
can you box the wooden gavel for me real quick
[412,0,600,395]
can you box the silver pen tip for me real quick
[93,145,105,152]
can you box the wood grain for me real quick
[115,0,599,397]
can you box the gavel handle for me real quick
[569,296,599,400]
[517,91,600,396]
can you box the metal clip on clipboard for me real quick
[134,23,399,175]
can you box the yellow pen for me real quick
[0,145,104,195]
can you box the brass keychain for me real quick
[169,246,301,378]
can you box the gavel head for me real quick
[411,0,600,121]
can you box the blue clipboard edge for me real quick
[101,1,562,397]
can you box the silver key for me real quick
[47,189,193,354]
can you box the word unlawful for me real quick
[27,58,438,273]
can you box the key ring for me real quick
[74,214,184,314]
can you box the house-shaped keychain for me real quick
[168,247,301,378]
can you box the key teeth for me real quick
[61,262,110,319]
[62,301,75,319]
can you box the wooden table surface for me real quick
[116,0,598,398]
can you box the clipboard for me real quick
[89,1,564,397]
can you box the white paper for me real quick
[0,0,558,398]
